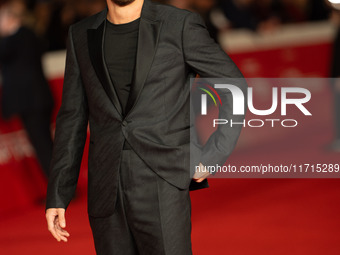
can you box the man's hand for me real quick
[46,208,70,242]
[193,163,211,183]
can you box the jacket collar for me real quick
[87,0,162,118]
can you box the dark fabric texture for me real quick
[331,27,340,140]
[332,90,340,140]
[0,26,54,119]
[331,28,340,78]
[104,18,140,115]
[46,0,247,217]
[89,149,192,255]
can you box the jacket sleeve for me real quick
[46,25,89,210]
[183,12,247,170]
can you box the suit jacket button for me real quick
[122,120,127,127]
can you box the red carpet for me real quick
[1,119,340,255]
[1,178,340,255]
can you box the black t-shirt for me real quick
[104,18,140,115]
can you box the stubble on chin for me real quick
[111,0,136,7]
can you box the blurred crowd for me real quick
[0,0,334,51]
[162,0,331,40]
[0,0,106,51]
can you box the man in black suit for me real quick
[45,0,246,254]
[0,0,54,177]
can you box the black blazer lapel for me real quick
[125,0,162,116]
[87,21,123,116]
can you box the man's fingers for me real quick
[55,227,68,242]
[193,172,211,182]
[56,223,70,237]
[193,163,211,180]
[194,178,204,183]
[48,224,61,242]
[57,209,66,228]
[193,172,207,179]
[55,223,69,242]
[53,230,62,242]
[47,214,61,241]
[46,214,55,234]
[53,219,69,242]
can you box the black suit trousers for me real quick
[89,148,192,255]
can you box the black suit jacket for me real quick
[0,26,53,118]
[46,0,247,217]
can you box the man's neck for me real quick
[106,0,144,24]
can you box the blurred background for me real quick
[1,0,340,254]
